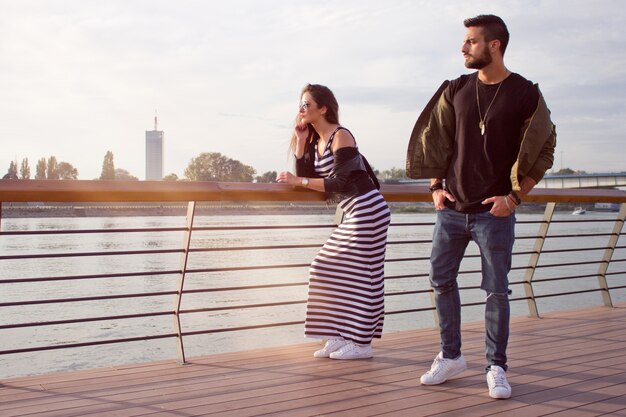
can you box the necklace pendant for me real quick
[479,121,485,135]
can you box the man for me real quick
[405,14,556,399]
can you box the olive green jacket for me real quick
[405,80,556,191]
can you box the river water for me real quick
[1,209,624,379]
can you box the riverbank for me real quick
[0,201,580,218]
[1,202,334,218]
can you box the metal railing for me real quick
[0,180,625,371]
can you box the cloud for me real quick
[0,0,624,179]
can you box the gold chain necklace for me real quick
[476,76,505,135]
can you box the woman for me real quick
[276,84,390,360]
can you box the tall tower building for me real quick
[145,113,164,180]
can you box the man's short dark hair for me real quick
[464,14,510,56]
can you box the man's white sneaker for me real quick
[329,341,373,360]
[487,365,511,399]
[420,352,467,385]
[313,339,348,358]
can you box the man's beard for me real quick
[465,45,492,69]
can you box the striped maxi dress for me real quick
[304,131,391,345]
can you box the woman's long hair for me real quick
[289,84,340,154]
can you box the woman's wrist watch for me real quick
[301,177,309,188]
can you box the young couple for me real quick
[276,14,555,400]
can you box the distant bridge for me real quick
[535,172,626,189]
[401,173,626,189]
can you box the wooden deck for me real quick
[1,304,625,417]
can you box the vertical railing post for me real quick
[596,203,626,307]
[523,202,556,318]
[173,201,196,364]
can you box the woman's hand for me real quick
[294,120,309,143]
[277,171,321,191]
[276,171,299,186]
[292,121,309,160]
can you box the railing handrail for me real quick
[1,179,625,203]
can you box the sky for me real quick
[1,0,625,180]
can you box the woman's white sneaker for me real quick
[420,352,467,385]
[329,341,373,360]
[313,339,348,358]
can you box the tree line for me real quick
[3,151,440,183]
[3,157,78,180]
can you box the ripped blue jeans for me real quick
[429,208,515,371]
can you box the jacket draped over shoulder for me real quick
[295,141,380,203]
[405,81,556,191]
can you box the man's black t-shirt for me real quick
[443,72,539,213]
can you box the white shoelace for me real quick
[490,368,507,387]
[429,357,447,375]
